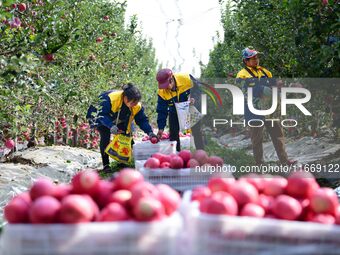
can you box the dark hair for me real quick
[122,83,141,102]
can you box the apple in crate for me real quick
[310,188,339,216]
[208,177,234,193]
[29,196,61,223]
[160,162,171,168]
[310,214,335,225]
[193,150,208,166]
[107,190,132,208]
[98,202,129,222]
[130,182,160,208]
[156,184,180,216]
[53,183,72,201]
[272,195,302,220]
[114,168,144,190]
[178,150,191,164]
[170,155,184,169]
[59,195,97,223]
[93,180,115,208]
[187,158,199,168]
[71,169,100,196]
[144,157,160,169]
[262,177,287,197]
[191,186,211,202]
[229,181,259,207]
[286,171,319,199]
[240,203,265,218]
[4,193,31,223]
[207,156,224,167]
[133,197,165,221]
[200,191,238,215]
[30,178,56,200]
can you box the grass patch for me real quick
[99,160,135,179]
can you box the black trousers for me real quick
[169,112,204,152]
[97,125,111,167]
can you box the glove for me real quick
[149,132,159,143]
[110,125,119,134]
[157,129,163,139]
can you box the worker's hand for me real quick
[157,129,164,139]
[148,132,159,143]
[190,98,195,105]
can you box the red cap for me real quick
[156,68,173,89]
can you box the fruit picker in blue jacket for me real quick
[87,83,158,171]
[156,68,205,152]
[236,47,296,166]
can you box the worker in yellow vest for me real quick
[156,68,204,151]
[236,47,296,166]
[87,83,157,172]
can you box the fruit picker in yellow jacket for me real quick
[156,68,204,151]
[87,83,158,172]
[236,47,296,166]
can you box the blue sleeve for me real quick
[97,95,114,129]
[157,95,169,130]
[134,107,153,134]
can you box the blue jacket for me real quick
[86,90,152,135]
[236,66,275,121]
[157,73,193,130]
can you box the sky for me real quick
[124,0,224,76]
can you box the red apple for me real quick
[262,177,287,197]
[96,37,103,43]
[207,156,224,167]
[178,150,191,164]
[98,203,129,222]
[103,15,110,21]
[43,53,55,62]
[4,193,31,223]
[150,137,158,144]
[30,178,56,200]
[193,150,208,165]
[29,196,61,223]
[208,177,234,193]
[156,184,180,216]
[107,190,132,208]
[286,171,319,198]
[187,158,200,168]
[53,183,72,201]
[241,203,265,217]
[229,181,259,207]
[200,191,238,215]
[18,3,27,12]
[130,182,160,208]
[335,206,340,224]
[71,170,100,196]
[144,157,160,169]
[114,168,144,190]
[191,186,211,202]
[272,195,302,220]
[59,195,95,223]
[93,180,114,208]
[152,153,164,161]
[258,194,274,213]
[170,155,184,169]
[133,197,165,221]
[5,139,15,149]
[310,188,339,216]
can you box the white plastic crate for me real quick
[0,213,182,255]
[182,192,340,255]
[133,141,177,161]
[138,167,233,192]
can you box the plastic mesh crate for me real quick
[133,141,177,161]
[182,191,340,255]
[138,167,233,192]
[0,213,182,255]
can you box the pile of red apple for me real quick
[191,171,340,225]
[142,132,170,142]
[144,149,224,170]
[4,169,181,224]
